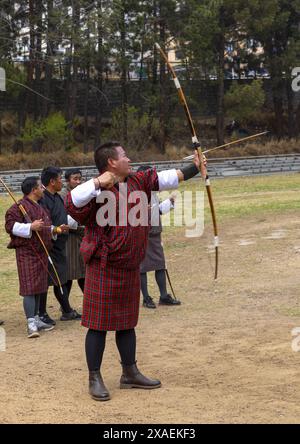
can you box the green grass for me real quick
[275,306,300,317]
[173,173,300,222]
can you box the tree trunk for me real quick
[94,0,103,149]
[158,2,167,154]
[0,114,2,155]
[83,66,90,153]
[120,5,128,144]
[216,6,225,145]
[25,0,36,121]
[42,0,54,118]
[266,37,285,139]
[274,99,284,138]
[286,78,294,138]
[295,101,300,136]
[66,1,80,126]
[147,1,158,140]
[34,0,43,120]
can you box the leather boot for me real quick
[120,362,161,389]
[89,371,110,401]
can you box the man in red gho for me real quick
[5,177,59,338]
[65,141,202,401]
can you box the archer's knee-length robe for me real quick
[5,197,53,296]
[40,190,68,286]
[65,170,160,331]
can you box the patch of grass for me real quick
[165,174,300,223]
[275,306,300,317]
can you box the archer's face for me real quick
[109,146,131,178]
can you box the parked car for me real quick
[224,70,239,79]
[256,68,270,78]
[246,69,256,79]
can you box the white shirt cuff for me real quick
[51,225,58,240]
[67,215,78,229]
[71,179,101,208]
[159,198,174,215]
[158,169,179,191]
[12,222,32,238]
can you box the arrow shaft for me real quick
[183,131,269,160]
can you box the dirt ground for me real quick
[1,212,300,424]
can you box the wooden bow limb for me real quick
[155,43,219,279]
[0,177,63,294]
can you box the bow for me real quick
[0,177,63,294]
[155,43,219,279]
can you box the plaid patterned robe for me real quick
[65,169,159,331]
[5,197,53,296]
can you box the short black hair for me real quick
[94,141,121,173]
[41,166,62,186]
[137,165,152,172]
[65,168,82,181]
[21,176,39,196]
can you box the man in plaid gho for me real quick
[65,141,202,401]
[5,177,57,338]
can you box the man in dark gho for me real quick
[39,166,81,325]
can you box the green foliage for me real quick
[224,80,265,122]
[104,106,160,150]
[1,0,300,146]
[20,112,72,150]
[0,63,26,98]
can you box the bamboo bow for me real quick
[0,177,63,294]
[155,43,219,279]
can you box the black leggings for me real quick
[39,285,72,315]
[140,269,168,300]
[66,278,85,295]
[85,328,136,371]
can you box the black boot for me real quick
[89,371,110,401]
[159,294,181,305]
[120,362,161,389]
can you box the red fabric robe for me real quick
[5,197,53,296]
[65,169,159,331]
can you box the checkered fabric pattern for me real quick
[65,169,159,331]
[5,197,53,296]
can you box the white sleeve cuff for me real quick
[51,225,57,240]
[12,222,32,238]
[67,215,78,229]
[158,169,179,191]
[71,179,101,208]
[159,198,174,215]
